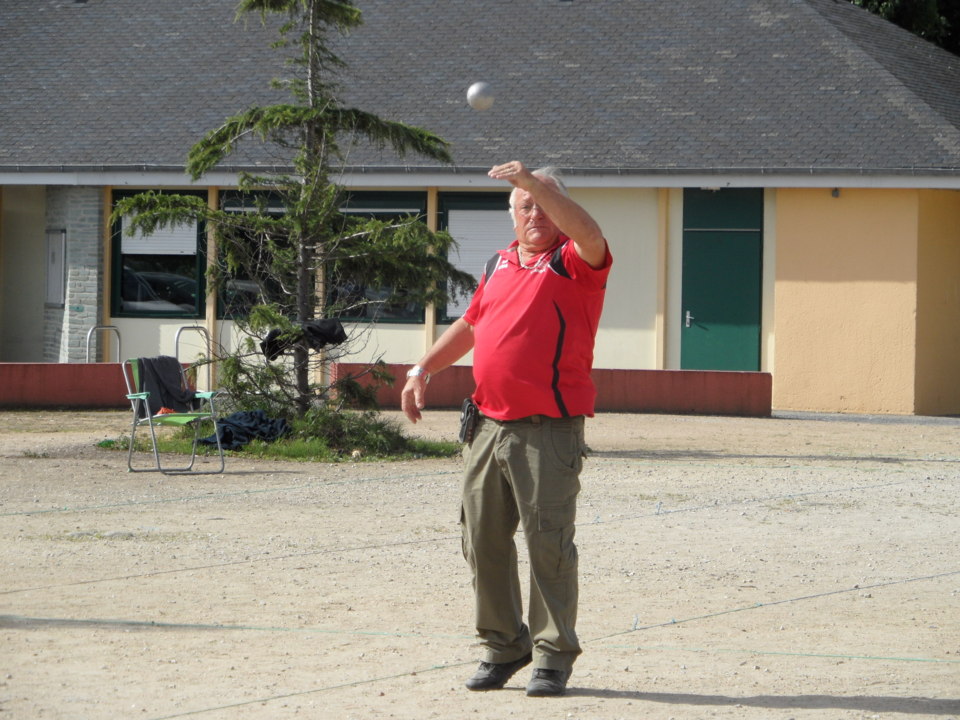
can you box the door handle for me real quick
[685,310,694,328]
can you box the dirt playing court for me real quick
[1,409,958,719]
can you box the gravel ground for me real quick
[1,408,958,720]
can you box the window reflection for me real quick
[120,257,198,314]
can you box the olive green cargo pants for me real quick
[460,414,586,672]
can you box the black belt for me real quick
[483,414,583,425]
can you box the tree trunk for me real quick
[293,0,325,415]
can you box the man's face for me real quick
[512,187,560,251]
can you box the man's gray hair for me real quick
[508,166,570,223]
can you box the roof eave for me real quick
[2,163,960,190]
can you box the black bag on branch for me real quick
[260,319,347,362]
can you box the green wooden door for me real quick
[680,189,763,371]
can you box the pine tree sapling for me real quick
[111,0,476,420]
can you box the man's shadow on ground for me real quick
[566,688,959,715]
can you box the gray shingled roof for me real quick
[2,0,959,179]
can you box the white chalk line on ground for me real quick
[117,567,960,719]
[142,660,477,720]
[0,456,937,519]
[591,569,960,641]
[0,469,461,518]
[5,567,958,720]
[2,473,935,596]
[6,568,959,663]
[580,478,918,526]
[0,535,455,596]
[1,476,943,596]
[596,642,960,665]
[6,453,957,717]
[4,441,952,518]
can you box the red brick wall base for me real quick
[0,363,129,408]
[332,364,772,417]
[0,362,772,417]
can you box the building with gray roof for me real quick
[1,0,958,414]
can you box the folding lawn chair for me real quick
[122,356,225,474]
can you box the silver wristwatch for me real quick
[406,365,431,384]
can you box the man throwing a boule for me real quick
[401,160,612,697]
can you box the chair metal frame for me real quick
[122,357,225,474]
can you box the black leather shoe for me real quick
[525,667,571,697]
[464,652,532,691]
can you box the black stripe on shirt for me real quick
[551,301,570,417]
[549,243,571,278]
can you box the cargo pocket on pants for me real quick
[534,499,578,577]
[537,499,577,532]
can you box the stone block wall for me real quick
[43,187,103,362]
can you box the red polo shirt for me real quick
[462,236,612,421]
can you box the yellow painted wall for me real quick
[915,190,960,415]
[580,187,659,370]
[0,186,47,361]
[773,188,919,413]
[337,187,660,372]
[111,318,209,361]
[664,188,684,368]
